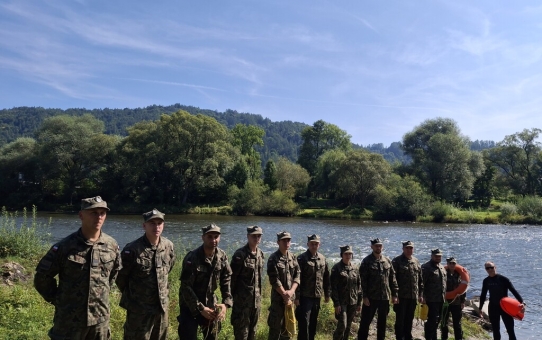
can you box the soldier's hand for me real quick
[216,304,227,321]
[335,306,341,315]
[201,307,217,320]
[392,297,399,304]
[325,297,330,303]
[356,305,361,313]
[418,296,425,304]
[294,299,300,306]
[363,297,370,306]
[520,303,525,313]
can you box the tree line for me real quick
[0,109,539,219]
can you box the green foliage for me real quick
[516,196,542,218]
[0,206,50,259]
[430,201,454,222]
[263,160,278,191]
[297,120,351,176]
[275,157,311,198]
[499,202,518,218]
[228,181,299,216]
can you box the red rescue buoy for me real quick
[500,297,524,321]
[444,264,470,300]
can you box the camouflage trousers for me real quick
[48,320,110,340]
[231,304,260,340]
[123,309,168,340]
[295,296,320,340]
[267,300,291,340]
[333,304,357,340]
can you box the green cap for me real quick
[431,248,443,256]
[81,196,109,211]
[202,223,221,235]
[446,257,457,263]
[340,245,353,255]
[143,209,165,222]
[307,234,320,242]
[371,238,383,245]
[247,225,263,235]
[402,241,414,248]
[276,231,291,241]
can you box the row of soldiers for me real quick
[33,196,523,340]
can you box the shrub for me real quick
[0,206,51,259]
[499,202,517,218]
[430,201,453,222]
[517,196,542,218]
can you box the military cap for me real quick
[370,238,383,245]
[143,208,165,222]
[402,240,414,248]
[431,248,443,256]
[276,230,291,241]
[340,245,353,255]
[446,256,457,263]
[247,225,263,235]
[202,223,221,235]
[81,196,109,211]
[307,234,320,242]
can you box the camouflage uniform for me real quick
[441,260,466,340]
[116,235,175,340]
[330,256,362,340]
[421,252,447,340]
[267,249,300,340]
[295,246,330,340]
[178,245,233,340]
[392,252,423,340]
[358,252,398,340]
[230,243,265,340]
[34,228,121,339]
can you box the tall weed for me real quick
[0,206,51,259]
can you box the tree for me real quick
[297,120,351,176]
[332,149,391,207]
[117,110,238,205]
[35,114,118,204]
[275,157,311,198]
[486,128,542,196]
[402,118,484,201]
[263,160,278,190]
[314,149,347,198]
[231,124,265,181]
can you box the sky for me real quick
[1,1,542,146]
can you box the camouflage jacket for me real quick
[296,250,331,299]
[179,246,233,316]
[421,260,446,303]
[230,244,264,308]
[330,261,362,307]
[359,253,398,300]
[267,250,300,303]
[34,228,121,326]
[116,235,176,314]
[445,269,466,305]
[392,254,423,300]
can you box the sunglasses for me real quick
[485,266,495,270]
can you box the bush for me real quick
[499,202,518,218]
[517,196,542,218]
[0,206,50,259]
[430,201,453,222]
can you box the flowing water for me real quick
[37,213,542,338]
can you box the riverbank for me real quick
[0,256,489,340]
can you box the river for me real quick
[36,213,541,338]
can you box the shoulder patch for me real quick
[51,245,59,252]
[124,250,130,254]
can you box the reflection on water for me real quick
[37,213,541,338]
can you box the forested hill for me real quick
[0,104,307,163]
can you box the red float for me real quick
[444,264,470,300]
[500,297,524,321]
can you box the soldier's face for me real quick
[277,238,291,252]
[432,255,442,263]
[372,244,383,254]
[247,234,261,248]
[307,241,320,253]
[341,252,353,264]
[202,232,221,249]
[403,246,414,258]
[447,262,456,271]
[79,208,107,231]
[143,218,164,239]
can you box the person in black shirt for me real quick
[478,261,525,340]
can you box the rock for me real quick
[1,261,30,286]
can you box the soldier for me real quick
[392,241,424,340]
[230,226,265,340]
[116,209,176,340]
[295,234,331,340]
[421,248,447,340]
[358,238,399,340]
[177,224,233,340]
[34,196,121,340]
[267,231,301,340]
[441,257,465,340]
[330,245,362,340]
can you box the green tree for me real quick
[333,149,391,207]
[35,114,118,204]
[275,157,311,198]
[297,120,351,176]
[263,160,278,190]
[486,128,542,196]
[231,124,265,181]
[402,118,484,201]
[314,149,347,198]
[118,110,238,205]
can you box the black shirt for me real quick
[479,274,523,308]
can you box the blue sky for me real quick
[1,1,542,145]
